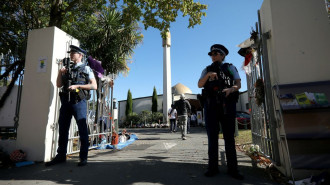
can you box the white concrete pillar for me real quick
[16,27,79,161]
[162,31,172,124]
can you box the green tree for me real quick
[109,0,207,38]
[0,0,105,61]
[152,112,163,123]
[125,89,133,117]
[67,7,143,74]
[0,0,105,108]
[151,86,158,113]
[139,110,152,124]
[1,0,207,107]
[125,112,139,127]
[1,0,207,63]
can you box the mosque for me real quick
[117,83,249,127]
[117,30,248,127]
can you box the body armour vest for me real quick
[62,63,90,100]
[203,62,239,102]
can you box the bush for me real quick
[139,110,152,124]
[125,112,139,127]
[152,112,163,123]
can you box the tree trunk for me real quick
[49,0,63,28]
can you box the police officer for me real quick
[198,44,243,180]
[45,45,97,167]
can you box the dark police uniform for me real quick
[46,45,95,167]
[199,44,243,179]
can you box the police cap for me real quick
[67,45,87,55]
[208,44,229,56]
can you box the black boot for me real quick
[45,156,66,167]
[77,159,87,166]
[204,168,219,177]
[228,171,244,180]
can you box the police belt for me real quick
[202,88,223,98]
[59,90,86,102]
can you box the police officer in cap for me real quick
[198,44,243,180]
[46,45,97,167]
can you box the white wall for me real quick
[237,91,249,112]
[173,94,197,101]
[118,95,164,125]
[260,0,330,85]
[260,0,330,177]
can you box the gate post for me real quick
[16,27,79,162]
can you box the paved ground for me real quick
[0,127,279,185]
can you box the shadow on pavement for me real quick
[0,158,276,185]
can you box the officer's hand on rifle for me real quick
[59,66,67,74]
[68,85,80,92]
[207,72,218,81]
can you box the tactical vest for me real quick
[203,62,239,102]
[62,63,90,101]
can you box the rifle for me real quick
[203,61,228,114]
[62,57,72,101]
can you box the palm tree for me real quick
[78,7,143,75]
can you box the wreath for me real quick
[254,78,265,106]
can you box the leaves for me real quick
[111,0,207,38]
[1,0,207,75]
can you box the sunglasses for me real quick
[209,52,224,57]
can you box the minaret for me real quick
[162,31,172,124]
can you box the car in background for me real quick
[236,111,251,129]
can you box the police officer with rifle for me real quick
[46,45,97,167]
[198,44,243,180]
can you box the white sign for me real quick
[37,57,47,73]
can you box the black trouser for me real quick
[57,96,89,161]
[204,97,238,173]
[169,119,177,131]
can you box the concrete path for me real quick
[0,127,279,185]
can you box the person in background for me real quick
[168,104,177,133]
[174,94,191,140]
[190,113,197,127]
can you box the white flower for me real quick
[255,145,260,152]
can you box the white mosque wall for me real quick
[118,95,164,125]
[117,92,248,126]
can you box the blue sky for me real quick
[114,0,263,101]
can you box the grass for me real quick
[235,129,253,145]
[219,129,252,145]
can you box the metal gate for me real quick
[246,11,283,166]
[0,51,24,140]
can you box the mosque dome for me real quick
[171,83,192,95]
